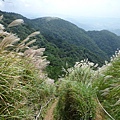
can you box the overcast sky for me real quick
[0,0,120,19]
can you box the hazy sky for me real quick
[0,0,120,19]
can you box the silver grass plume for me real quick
[99,49,120,73]
[16,31,40,52]
[0,16,49,79]
[27,31,40,38]
[0,15,3,21]
[0,30,10,36]
[0,34,20,51]
[8,19,24,27]
[24,48,49,78]
[25,39,36,47]
[0,24,5,30]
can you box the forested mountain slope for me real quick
[30,17,108,60]
[0,10,120,79]
[87,30,120,57]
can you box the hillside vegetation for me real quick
[0,14,120,120]
[87,30,120,57]
[54,54,120,120]
[0,16,56,119]
[1,10,120,80]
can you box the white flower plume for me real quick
[8,19,24,27]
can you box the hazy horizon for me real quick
[0,0,120,19]
[0,0,120,34]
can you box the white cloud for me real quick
[0,0,120,18]
[0,1,4,9]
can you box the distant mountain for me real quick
[0,10,120,79]
[87,30,120,57]
[29,17,120,59]
[68,17,120,35]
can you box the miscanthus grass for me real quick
[54,81,96,120]
[54,60,97,120]
[0,15,56,119]
[55,51,120,120]
[93,50,120,120]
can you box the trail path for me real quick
[44,100,58,120]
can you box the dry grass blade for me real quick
[113,98,120,106]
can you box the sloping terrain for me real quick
[1,10,120,80]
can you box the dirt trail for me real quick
[44,100,58,120]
